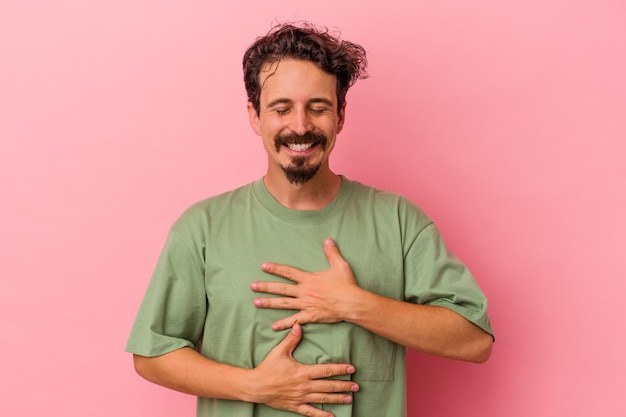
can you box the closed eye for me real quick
[309,107,328,115]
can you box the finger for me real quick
[308,363,357,380]
[251,281,297,297]
[323,238,345,268]
[261,262,302,282]
[271,313,302,331]
[295,404,335,417]
[254,297,298,310]
[309,379,360,394]
[276,323,303,356]
[307,393,354,404]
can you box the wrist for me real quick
[342,286,373,324]
[237,367,260,404]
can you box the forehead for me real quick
[259,59,338,105]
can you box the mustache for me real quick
[274,131,328,152]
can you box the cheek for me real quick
[262,119,287,136]
[325,112,340,126]
[321,120,340,137]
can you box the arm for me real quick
[133,324,359,417]
[252,238,493,363]
[342,289,492,363]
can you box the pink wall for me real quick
[2,1,625,416]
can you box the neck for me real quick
[263,167,342,210]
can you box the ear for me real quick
[247,102,262,136]
[336,101,347,134]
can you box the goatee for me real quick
[282,159,321,184]
[275,131,328,185]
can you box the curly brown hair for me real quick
[243,22,368,115]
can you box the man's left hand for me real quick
[251,238,361,330]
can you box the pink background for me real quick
[1,1,625,416]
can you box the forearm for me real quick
[133,347,254,401]
[254,240,493,363]
[344,288,493,363]
[132,331,359,417]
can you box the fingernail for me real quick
[347,366,355,373]
[250,281,259,290]
[343,395,352,404]
[291,324,300,335]
[351,384,359,392]
[325,238,336,247]
[254,298,263,307]
[261,263,270,271]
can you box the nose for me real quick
[288,108,313,136]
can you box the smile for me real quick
[275,131,327,153]
[286,143,315,152]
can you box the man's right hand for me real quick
[247,323,359,417]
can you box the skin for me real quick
[134,58,492,417]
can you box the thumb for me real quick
[323,237,344,267]
[279,323,303,356]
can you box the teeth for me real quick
[287,143,313,152]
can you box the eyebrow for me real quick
[308,98,334,107]
[266,97,334,108]
[266,98,292,108]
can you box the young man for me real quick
[126,23,494,417]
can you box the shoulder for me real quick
[343,177,433,227]
[170,181,256,235]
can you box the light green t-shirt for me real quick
[126,177,493,417]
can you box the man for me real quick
[126,22,494,417]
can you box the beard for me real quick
[274,131,328,185]
[281,157,321,184]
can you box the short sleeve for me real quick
[125,229,208,356]
[404,222,494,337]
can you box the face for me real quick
[248,59,346,185]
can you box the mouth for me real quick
[275,132,327,153]
[285,142,316,152]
